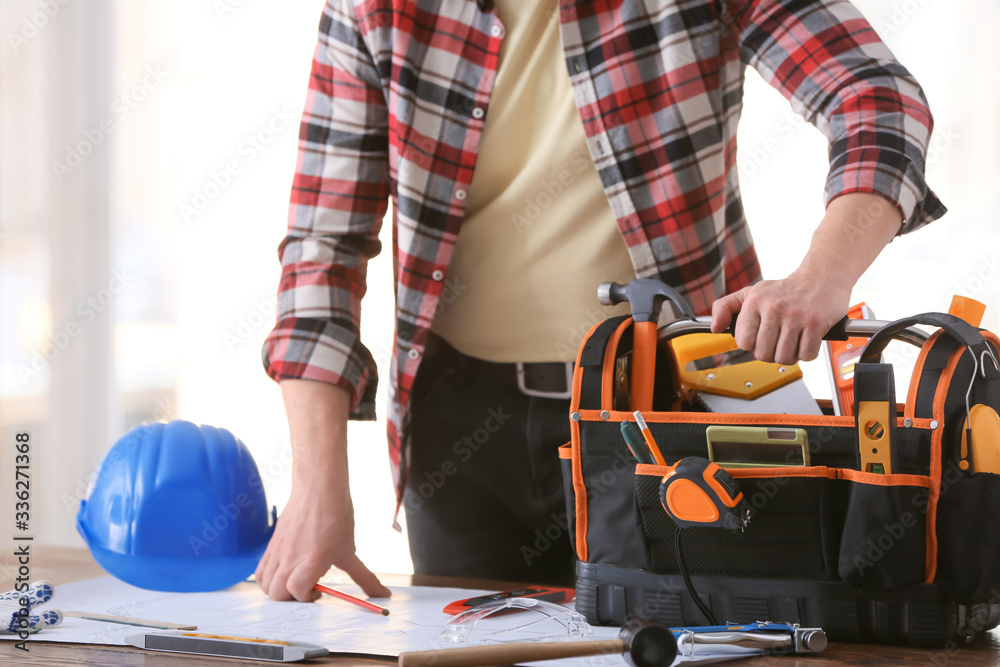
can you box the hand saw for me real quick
[669,333,822,415]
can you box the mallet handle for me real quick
[397,638,624,667]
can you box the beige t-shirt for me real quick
[430,0,635,362]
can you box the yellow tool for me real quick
[946,296,999,473]
[854,363,897,475]
[948,295,986,327]
[961,403,1000,473]
[670,334,821,415]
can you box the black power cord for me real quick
[675,529,718,626]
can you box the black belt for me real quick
[423,333,574,400]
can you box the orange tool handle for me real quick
[631,321,658,412]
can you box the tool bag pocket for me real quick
[935,472,1000,602]
[635,464,844,580]
[571,422,652,570]
[837,470,931,591]
[568,403,937,589]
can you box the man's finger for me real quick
[266,566,295,602]
[733,301,762,355]
[286,564,324,603]
[798,326,824,362]
[711,291,745,334]
[710,299,734,333]
[751,310,780,363]
[774,324,802,366]
[255,547,272,585]
[340,555,391,598]
[256,547,276,594]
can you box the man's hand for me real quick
[255,380,390,602]
[711,192,904,364]
[255,476,389,601]
[711,271,850,365]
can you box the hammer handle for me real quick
[397,638,624,667]
[632,321,658,413]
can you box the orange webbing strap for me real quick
[570,324,596,562]
[837,468,932,488]
[924,340,973,583]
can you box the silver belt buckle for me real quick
[515,362,574,400]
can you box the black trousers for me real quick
[403,335,576,586]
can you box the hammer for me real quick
[598,279,696,413]
[397,619,677,667]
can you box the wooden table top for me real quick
[2,546,1000,665]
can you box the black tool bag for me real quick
[560,309,1000,647]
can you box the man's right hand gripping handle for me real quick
[254,379,391,602]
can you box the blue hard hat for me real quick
[76,420,276,592]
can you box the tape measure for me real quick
[659,457,752,530]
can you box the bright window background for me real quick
[1,0,997,581]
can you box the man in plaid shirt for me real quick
[256,0,944,601]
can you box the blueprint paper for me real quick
[0,575,624,664]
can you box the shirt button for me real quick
[455,189,467,200]
[472,107,484,119]
[431,270,444,281]
[408,349,420,360]
[490,25,502,38]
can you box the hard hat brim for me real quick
[78,511,275,592]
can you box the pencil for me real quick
[314,584,390,616]
[62,611,197,630]
[632,411,667,466]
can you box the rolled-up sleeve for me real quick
[728,0,946,233]
[262,0,389,420]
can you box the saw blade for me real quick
[693,378,822,415]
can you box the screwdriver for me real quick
[620,420,655,464]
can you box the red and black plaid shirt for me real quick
[263,0,945,511]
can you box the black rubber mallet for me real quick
[397,619,677,667]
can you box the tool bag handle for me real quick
[722,311,852,341]
[654,315,927,346]
[860,312,999,379]
[858,312,1000,425]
